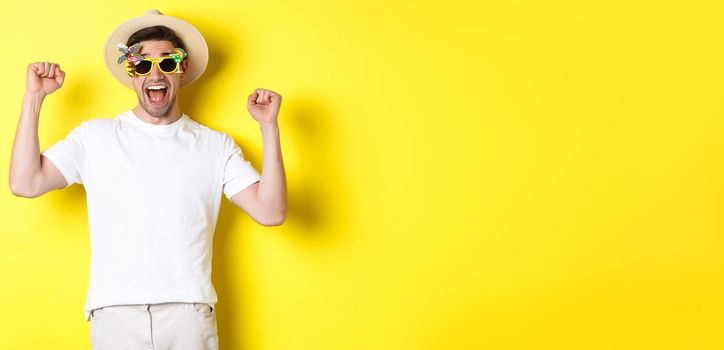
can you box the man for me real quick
[8,9,287,350]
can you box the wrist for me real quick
[259,121,279,129]
[24,91,47,101]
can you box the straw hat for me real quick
[103,9,208,88]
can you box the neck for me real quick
[132,104,182,125]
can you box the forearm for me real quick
[256,122,287,223]
[9,92,45,195]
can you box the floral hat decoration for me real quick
[117,43,143,64]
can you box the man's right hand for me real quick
[26,62,65,97]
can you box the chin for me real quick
[146,106,172,118]
[139,95,176,118]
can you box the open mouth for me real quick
[145,85,168,106]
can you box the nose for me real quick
[148,61,164,79]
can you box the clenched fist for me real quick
[26,62,65,97]
[248,88,282,124]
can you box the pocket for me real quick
[193,303,215,316]
[90,308,104,348]
[192,303,219,349]
[91,307,105,321]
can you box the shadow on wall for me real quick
[211,95,353,349]
[177,14,226,120]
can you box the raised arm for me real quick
[9,62,68,198]
[230,88,287,226]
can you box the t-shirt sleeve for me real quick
[40,121,88,188]
[222,134,261,200]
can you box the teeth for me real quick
[147,86,167,90]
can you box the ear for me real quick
[180,59,189,79]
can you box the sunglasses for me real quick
[125,56,184,77]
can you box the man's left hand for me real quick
[248,88,282,124]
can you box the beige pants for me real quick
[89,302,218,350]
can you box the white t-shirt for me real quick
[41,109,261,321]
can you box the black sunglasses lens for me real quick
[135,60,152,74]
[159,58,178,73]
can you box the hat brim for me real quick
[104,13,208,89]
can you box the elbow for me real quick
[260,209,287,227]
[9,182,36,198]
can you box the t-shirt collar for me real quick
[124,109,188,133]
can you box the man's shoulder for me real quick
[82,116,119,128]
[184,117,230,141]
[68,117,117,136]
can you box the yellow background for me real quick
[1,1,723,349]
